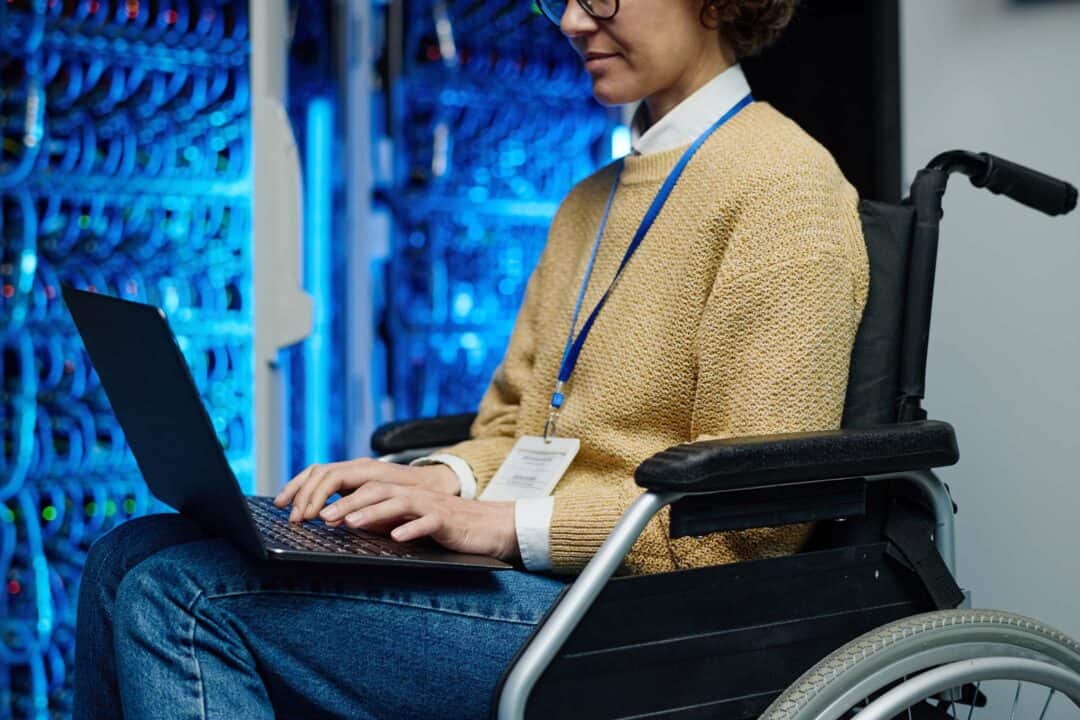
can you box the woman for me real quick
[74,0,867,717]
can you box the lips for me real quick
[585,52,618,62]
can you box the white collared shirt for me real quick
[415,64,752,572]
[630,63,751,156]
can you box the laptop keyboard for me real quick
[246,496,423,559]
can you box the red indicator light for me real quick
[166,8,178,24]
[89,0,100,14]
[45,285,56,299]
[1,285,14,299]
[6,580,20,595]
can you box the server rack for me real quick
[1,1,253,716]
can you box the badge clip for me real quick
[543,408,558,443]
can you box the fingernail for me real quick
[321,505,340,520]
[289,509,298,522]
[345,511,364,525]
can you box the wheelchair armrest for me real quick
[634,420,958,493]
[370,413,477,455]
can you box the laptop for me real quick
[62,285,511,571]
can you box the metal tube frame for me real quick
[495,490,683,720]
[494,469,959,719]
[867,469,957,576]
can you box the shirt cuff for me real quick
[409,453,477,499]
[514,497,554,572]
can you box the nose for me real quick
[560,1,600,40]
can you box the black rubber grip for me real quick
[370,413,476,455]
[971,152,1078,216]
[634,420,959,493]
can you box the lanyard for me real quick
[544,92,754,440]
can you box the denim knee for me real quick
[81,514,197,599]
[112,551,179,640]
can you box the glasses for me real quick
[535,0,620,26]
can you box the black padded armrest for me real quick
[370,413,477,455]
[635,420,958,493]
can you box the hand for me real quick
[274,458,460,522]
[320,484,520,563]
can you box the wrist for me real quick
[422,464,460,495]
[497,501,521,563]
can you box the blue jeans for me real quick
[74,514,569,719]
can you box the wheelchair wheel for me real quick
[760,609,1080,720]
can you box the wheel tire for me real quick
[760,609,1080,720]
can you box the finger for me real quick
[320,482,398,523]
[290,464,332,521]
[275,464,316,507]
[305,459,378,519]
[390,514,442,543]
[343,495,415,529]
[302,466,348,519]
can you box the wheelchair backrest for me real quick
[841,200,917,428]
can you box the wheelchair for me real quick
[371,150,1080,719]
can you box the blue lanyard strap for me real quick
[547,93,753,434]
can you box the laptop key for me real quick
[245,496,417,558]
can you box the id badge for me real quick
[478,436,580,501]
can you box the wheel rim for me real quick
[761,610,1080,720]
[850,657,1080,720]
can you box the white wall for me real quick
[901,0,1080,704]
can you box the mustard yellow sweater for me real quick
[446,102,869,576]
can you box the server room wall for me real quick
[0,1,615,716]
[0,2,253,717]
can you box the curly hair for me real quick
[699,0,800,58]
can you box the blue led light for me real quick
[21,252,37,276]
[611,124,632,159]
[302,97,333,465]
[453,291,474,319]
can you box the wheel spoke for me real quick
[1009,681,1021,720]
[1038,688,1056,720]
[966,681,981,720]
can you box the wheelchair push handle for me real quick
[928,150,1078,216]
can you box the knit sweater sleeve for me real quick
[547,166,869,575]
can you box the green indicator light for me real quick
[42,506,57,522]
[85,502,97,516]
[78,214,91,229]
[105,500,118,517]
[124,499,136,514]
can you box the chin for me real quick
[588,75,645,108]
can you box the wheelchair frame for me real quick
[494,470,957,719]
[373,150,1077,720]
